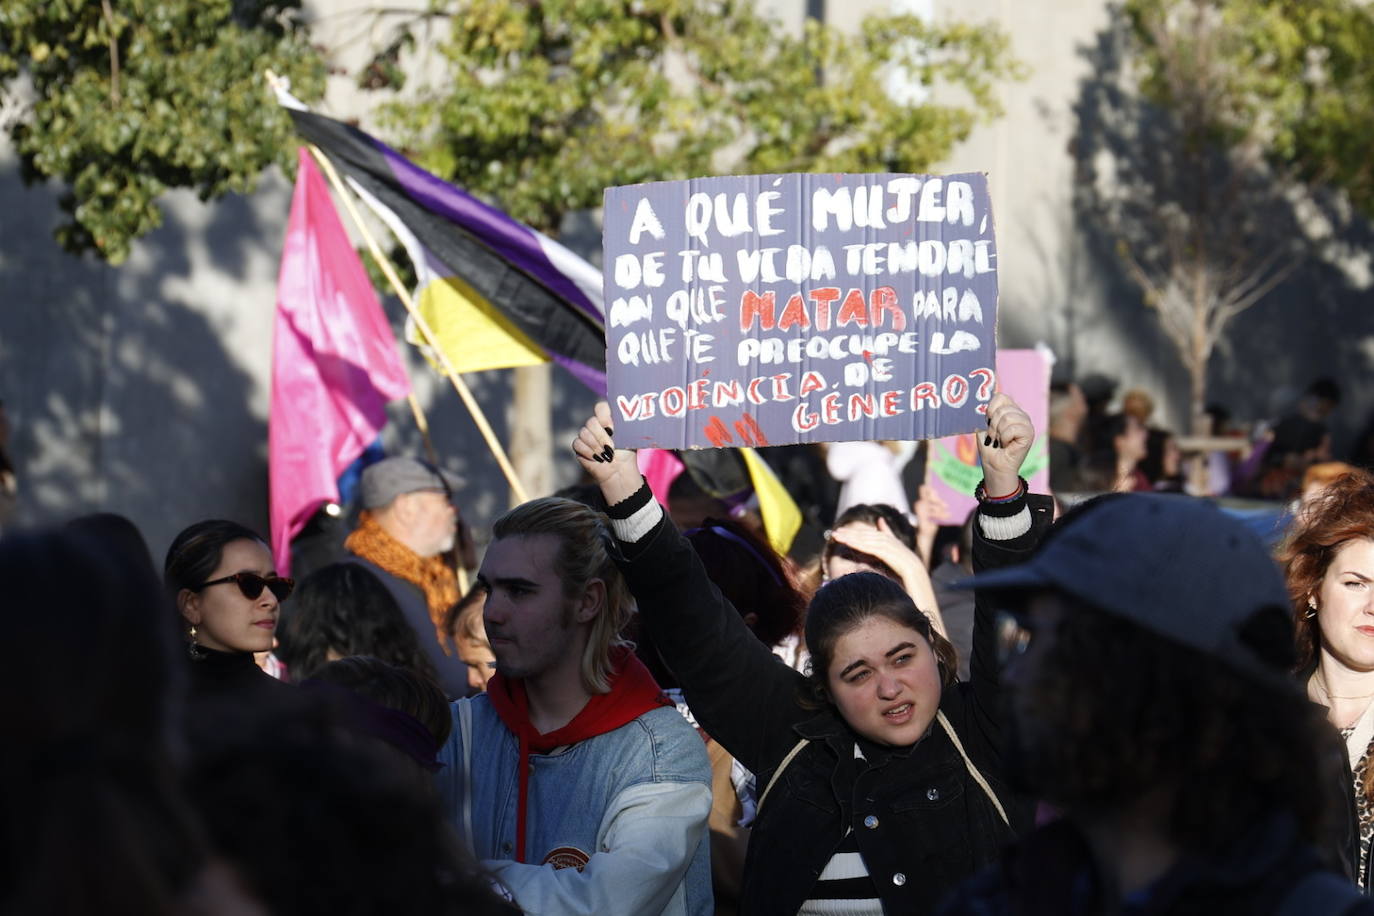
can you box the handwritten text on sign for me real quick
[603,173,998,449]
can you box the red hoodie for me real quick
[485,646,672,862]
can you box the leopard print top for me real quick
[1343,725,1373,886]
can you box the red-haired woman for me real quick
[1281,466,1374,889]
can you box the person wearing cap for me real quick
[574,393,1051,915]
[344,456,472,698]
[939,494,1369,915]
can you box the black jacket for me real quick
[617,488,1053,914]
[938,814,1373,916]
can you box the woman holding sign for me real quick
[573,394,1048,915]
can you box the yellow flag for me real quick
[416,274,547,373]
[740,447,802,556]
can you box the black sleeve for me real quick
[963,493,1055,761]
[614,488,811,774]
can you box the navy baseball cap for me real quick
[956,494,1296,690]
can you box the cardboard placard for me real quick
[603,173,998,449]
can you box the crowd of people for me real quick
[9,377,1374,915]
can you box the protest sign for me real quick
[603,173,998,449]
[925,348,1050,525]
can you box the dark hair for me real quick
[823,503,918,581]
[65,512,156,573]
[276,562,438,683]
[1012,596,1332,856]
[184,692,518,916]
[164,519,267,598]
[308,655,451,748]
[1308,377,1342,406]
[1139,428,1182,487]
[686,518,805,648]
[1,529,206,914]
[1280,468,1374,674]
[802,572,957,708]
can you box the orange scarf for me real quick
[345,510,459,648]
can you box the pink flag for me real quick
[269,148,411,574]
[637,448,685,505]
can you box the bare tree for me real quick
[1076,0,1300,436]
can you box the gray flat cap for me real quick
[360,457,464,509]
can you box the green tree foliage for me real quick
[364,0,1022,233]
[1127,0,1374,214]
[0,0,325,263]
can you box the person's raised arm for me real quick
[827,519,948,639]
[572,403,810,772]
[964,393,1053,743]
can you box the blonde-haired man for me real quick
[436,496,712,915]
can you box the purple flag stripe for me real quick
[377,143,604,328]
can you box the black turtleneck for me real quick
[186,646,288,703]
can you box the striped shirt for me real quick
[799,745,882,915]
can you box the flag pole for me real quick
[406,392,442,467]
[305,143,531,504]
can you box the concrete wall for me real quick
[0,0,598,560]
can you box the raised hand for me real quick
[829,518,946,637]
[978,393,1035,498]
[571,401,641,506]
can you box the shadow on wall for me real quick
[0,150,272,557]
[1067,3,1374,448]
[0,139,601,559]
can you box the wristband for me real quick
[604,477,654,519]
[974,477,1027,505]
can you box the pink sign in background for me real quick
[925,348,1050,526]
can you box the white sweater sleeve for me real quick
[485,779,711,916]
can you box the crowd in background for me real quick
[7,372,1374,915]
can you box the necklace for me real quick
[1313,670,1374,702]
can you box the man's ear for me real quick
[389,492,416,525]
[575,578,606,624]
[178,589,202,626]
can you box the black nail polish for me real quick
[593,453,606,463]
[993,439,1002,449]
[984,436,992,446]
[602,446,615,461]
[603,426,614,437]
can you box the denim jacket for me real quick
[614,489,1052,914]
[436,695,714,915]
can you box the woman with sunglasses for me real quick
[164,519,294,701]
[574,393,1052,915]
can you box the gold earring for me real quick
[188,625,206,661]
[1306,598,1317,620]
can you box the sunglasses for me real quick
[194,572,295,601]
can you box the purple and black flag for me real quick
[285,108,607,393]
